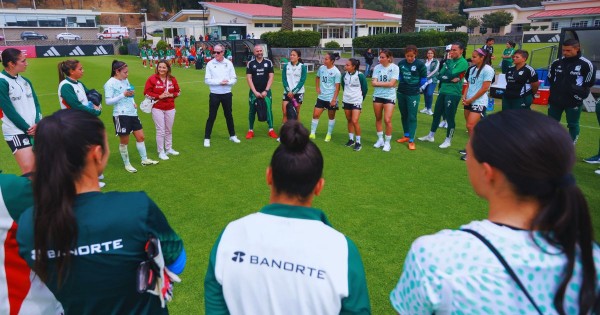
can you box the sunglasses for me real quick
[213,51,223,55]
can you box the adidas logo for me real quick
[43,47,60,57]
[527,35,541,43]
[93,46,108,55]
[69,46,85,56]
[548,34,560,43]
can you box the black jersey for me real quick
[246,58,274,92]
[504,64,538,98]
[548,54,596,107]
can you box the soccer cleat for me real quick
[408,142,416,150]
[439,120,448,128]
[204,139,211,147]
[309,133,316,140]
[396,136,410,143]
[418,135,434,142]
[426,109,434,115]
[419,108,429,114]
[324,134,332,142]
[439,139,452,149]
[230,136,241,143]
[159,152,169,160]
[583,154,600,164]
[460,154,467,161]
[268,129,278,139]
[125,164,138,173]
[354,142,362,151]
[246,130,254,139]
[382,142,391,152]
[373,138,385,148]
[166,149,179,155]
[458,149,466,155]
[141,158,159,166]
[345,139,355,147]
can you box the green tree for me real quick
[364,0,398,14]
[465,17,481,29]
[282,0,293,31]
[401,0,417,33]
[481,11,513,31]
[426,11,466,29]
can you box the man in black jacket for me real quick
[547,39,596,143]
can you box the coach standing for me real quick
[245,45,277,140]
[204,44,240,148]
[547,38,596,143]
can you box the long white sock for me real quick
[377,131,383,140]
[311,119,319,134]
[349,133,354,140]
[327,119,335,135]
[119,144,130,165]
[136,141,148,160]
[429,131,435,137]
[384,135,392,144]
[356,135,361,143]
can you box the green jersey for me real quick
[438,57,468,96]
[397,59,427,95]
[17,191,184,315]
[140,48,147,58]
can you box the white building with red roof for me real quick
[159,2,448,47]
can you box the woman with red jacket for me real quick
[143,60,181,160]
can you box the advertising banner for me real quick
[0,46,37,58]
[34,45,114,58]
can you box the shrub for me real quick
[540,25,548,31]
[156,40,168,51]
[138,39,153,48]
[353,31,468,57]
[261,30,320,47]
[522,25,532,31]
[324,41,341,48]
[118,45,128,55]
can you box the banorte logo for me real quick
[232,251,245,263]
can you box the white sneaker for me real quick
[418,135,434,142]
[98,174,105,180]
[439,120,447,128]
[166,149,180,155]
[125,164,137,173]
[99,181,106,188]
[382,142,391,152]
[419,108,428,114]
[373,138,385,148]
[141,158,159,166]
[159,152,169,160]
[439,139,452,149]
[426,109,434,115]
[595,169,600,175]
[204,139,210,147]
[229,136,241,143]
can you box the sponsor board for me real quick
[0,45,37,58]
[35,45,114,58]
[523,33,561,43]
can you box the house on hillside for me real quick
[0,8,100,40]
[462,5,543,35]
[150,2,449,47]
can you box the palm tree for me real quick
[401,0,416,33]
[282,0,293,31]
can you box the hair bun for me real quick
[279,121,309,152]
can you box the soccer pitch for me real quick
[1,55,598,314]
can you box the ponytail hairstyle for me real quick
[1,48,22,68]
[471,110,597,315]
[58,59,80,82]
[290,49,303,64]
[473,48,492,78]
[348,58,360,72]
[270,120,323,202]
[32,110,106,285]
[110,60,127,77]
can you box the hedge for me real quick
[261,30,321,47]
[353,31,469,57]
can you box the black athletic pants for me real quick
[204,92,236,139]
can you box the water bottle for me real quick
[127,84,135,98]
[291,97,299,108]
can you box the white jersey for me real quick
[390,220,600,315]
[372,63,399,100]
[283,62,307,94]
[103,77,137,117]
[58,78,88,109]
[205,204,370,315]
[0,72,40,139]
[342,71,365,105]
[466,65,494,107]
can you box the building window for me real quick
[467,27,474,34]
[492,27,500,33]
[264,23,274,27]
[254,23,263,27]
[571,20,588,28]
[551,22,559,30]
[595,20,600,27]
[479,26,487,34]
[319,27,327,39]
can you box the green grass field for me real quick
[1,55,598,314]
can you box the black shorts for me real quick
[315,98,338,111]
[282,93,304,104]
[464,104,486,114]
[113,115,143,136]
[373,97,395,105]
[343,102,362,111]
[6,134,32,154]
